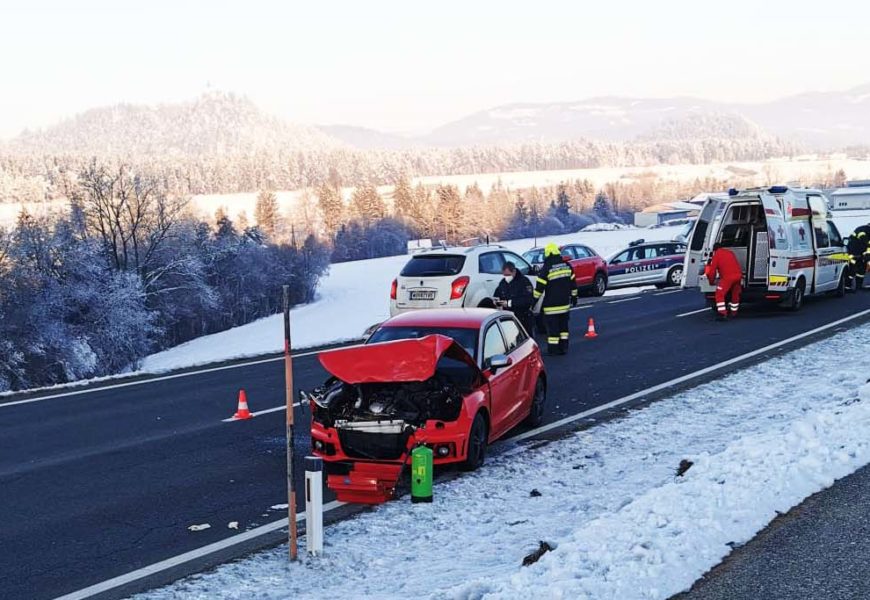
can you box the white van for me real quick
[682,186,850,311]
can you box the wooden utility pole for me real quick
[283,285,298,561]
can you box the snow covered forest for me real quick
[0,163,329,392]
[0,92,809,205]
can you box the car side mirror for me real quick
[488,354,512,372]
[611,259,621,265]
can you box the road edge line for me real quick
[511,307,870,442]
[54,501,345,600]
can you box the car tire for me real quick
[666,265,684,287]
[788,278,805,311]
[592,273,607,297]
[833,271,847,298]
[524,377,546,427]
[460,413,488,471]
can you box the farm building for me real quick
[633,200,703,227]
[829,181,870,210]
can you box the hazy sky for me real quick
[1,0,868,138]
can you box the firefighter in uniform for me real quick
[494,261,535,334]
[533,243,577,354]
[847,225,870,291]
[705,243,743,320]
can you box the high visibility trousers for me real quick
[715,277,742,315]
[544,311,569,354]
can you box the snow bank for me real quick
[140,227,679,372]
[136,325,870,600]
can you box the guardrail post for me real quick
[305,456,324,556]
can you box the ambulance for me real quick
[682,186,850,311]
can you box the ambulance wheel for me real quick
[525,377,546,427]
[461,413,488,471]
[788,279,805,311]
[833,272,847,298]
[666,265,684,287]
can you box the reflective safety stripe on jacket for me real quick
[534,260,577,314]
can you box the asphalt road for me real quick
[3,288,870,600]
[678,463,870,600]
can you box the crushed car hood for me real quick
[318,334,480,384]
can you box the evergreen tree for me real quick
[393,174,415,218]
[350,182,386,223]
[593,191,614,220]
[435,184,463,242]
[317,182,344,237]
[254,189,280,239]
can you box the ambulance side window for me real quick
[814,225,830,249]
[827,221,843,247]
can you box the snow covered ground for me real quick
[139,226,673,372]
[136,324,870,600]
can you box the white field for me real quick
[5,155,870,228]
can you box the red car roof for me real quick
[318,334,478,384]
[380,308,495,329]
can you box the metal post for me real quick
[305,456,324,556]
[283,285,298,561]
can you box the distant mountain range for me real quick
[3,85,869,159]
[322,84,870,149]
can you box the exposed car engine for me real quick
[309,375,464,428]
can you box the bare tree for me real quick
[77,161,189,291]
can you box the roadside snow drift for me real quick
[137,325,870,600]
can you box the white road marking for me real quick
[0,345,358,410]
[57,307,870,600]
[607,296,641,304]
[54,500,345,600]
[570,304,592,311]
[654,289,683,296]
[511,308,870,442]
[677,307,710,318]
[222,403,299,422]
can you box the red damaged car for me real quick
[307,309,547,504]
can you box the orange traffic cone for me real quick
[584,317,598,339]
[232,389,253,420]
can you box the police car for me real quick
[606,239,687,289]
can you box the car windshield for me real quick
[367,326,479,360]
[400,255,466,277]
[523,249,543,264]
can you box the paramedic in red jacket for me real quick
[705,243,743,320]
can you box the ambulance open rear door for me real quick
[683,197,723,287]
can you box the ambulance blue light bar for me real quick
[728,188,739,196]
[768,186,789,194]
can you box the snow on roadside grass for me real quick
[137,325,870,600]
[139,227,677,372]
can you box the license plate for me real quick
[409,290,436,301]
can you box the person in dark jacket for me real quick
[494,262,535,334]
[847,226,869,291]
[533,243,577,355]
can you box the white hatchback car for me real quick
[389,245,538,316]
